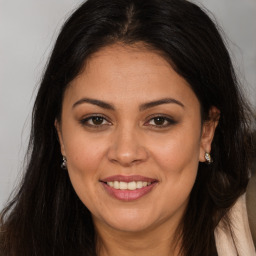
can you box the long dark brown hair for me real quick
[0,0,253,255]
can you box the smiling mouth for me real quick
[104,181,153,190]
[100,175,158,201]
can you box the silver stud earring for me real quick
[205,152,213,164]
[61,156,67,169]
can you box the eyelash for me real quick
[80,114,177,129]
[80,115,111,128]
[144,115,177,128]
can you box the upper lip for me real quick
[100,175,157,183]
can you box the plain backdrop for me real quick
[0,0,256,209]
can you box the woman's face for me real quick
[57,43,215,234]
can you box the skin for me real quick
[56,43,219,256]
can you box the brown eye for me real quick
[146,115,177,128]
[91,116,104,125]
[80,115,111,127]
[152,117,166,126]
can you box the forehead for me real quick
[64,43,199,110]
[84,43,175,84]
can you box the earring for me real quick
[205,152,213,164]
[61,156,67,169]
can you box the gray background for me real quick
[0,0,256,209]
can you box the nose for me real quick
[107,127,148,166]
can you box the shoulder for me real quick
[215,194,256,256]
[247,167,256,246]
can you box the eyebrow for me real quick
[72,98,115,110]
[139,98,184,111]
[72,97,184,111]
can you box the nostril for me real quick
[107,142,149,166]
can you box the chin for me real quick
[108,219,152,233]
[96,208,158,233]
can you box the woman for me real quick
[0,0,255,255]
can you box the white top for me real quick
[215,194,256,256]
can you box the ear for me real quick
[199,106,220,162]
[54,119,66,157]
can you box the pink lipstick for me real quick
[100,175,158,201]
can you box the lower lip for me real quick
[102,182,157,201]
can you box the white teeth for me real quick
[137,181,143,189]
[106,181,152,190]
[108,181,113,187]
[127,181,136,190]
[113,181,119,189]
[120,181,128,189]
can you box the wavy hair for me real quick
[0,0,253,255]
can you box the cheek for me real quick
[150,135,200,213]
[64,137,107,212]
[61,128,107,197]
[150,127,201,174]
[65,139,108,185]
[62,119,107,173]
[148,125,201,209]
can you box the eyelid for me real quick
[79,114,112,127]
[144,114,177,127]
[79,113,177,129]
